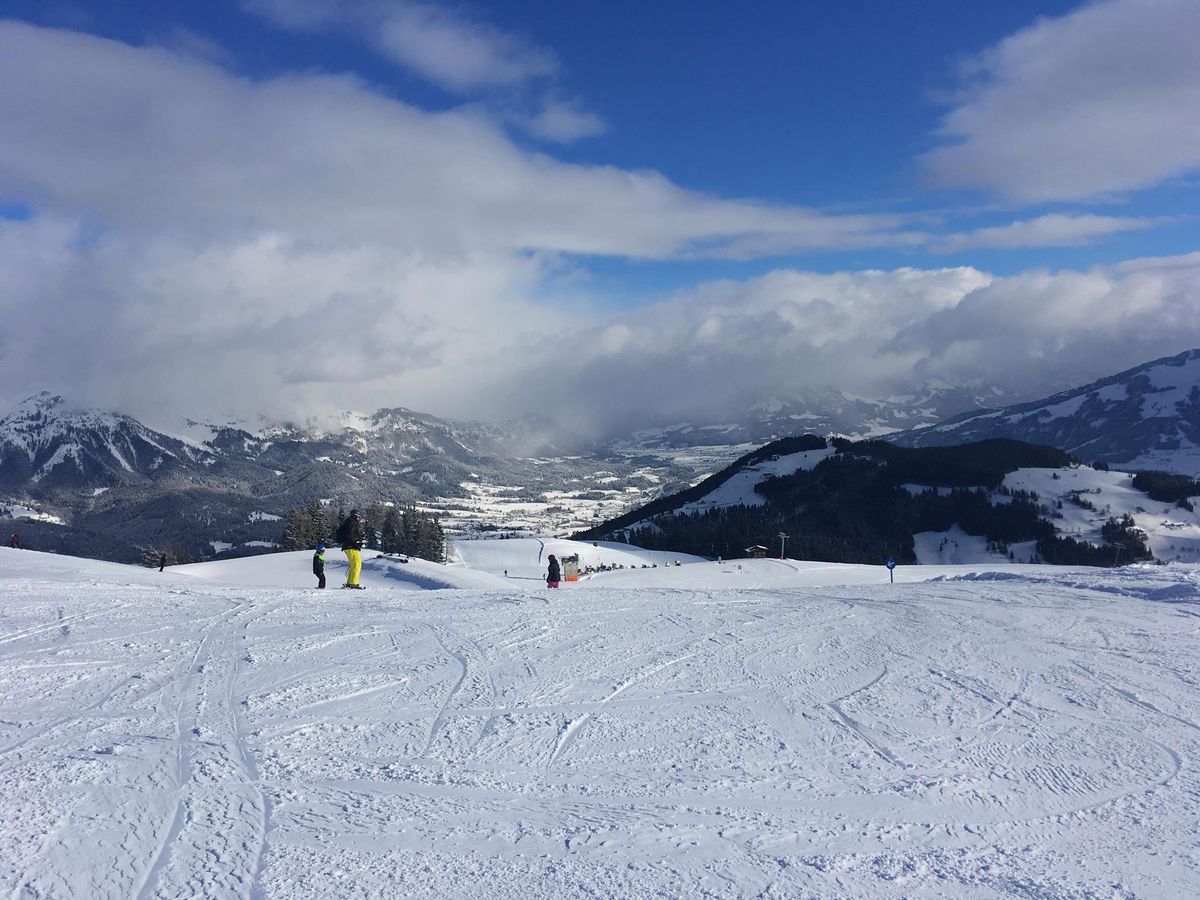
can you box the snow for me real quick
[676,447,835,514]
[30,443,82,482]
[1004,466,1200,562]
[1,544,1199,897]
[916,526,999,565]
[248,511,282,523]
[1128,443,1200,479]
[1033,383,1128,421]
[1,502,65,526]
[1142,354,1200,417]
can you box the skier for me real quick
[9,533,18,549]
[546,553,561,589]
[336,510,365,589]
[313,542,326,589]
[158,552,166,572]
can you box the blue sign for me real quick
[885,558,896,570]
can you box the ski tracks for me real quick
[548,648,700,768]
[131,598,270,900]
[421,623,496,760]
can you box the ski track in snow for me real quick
[0,560,1199,897]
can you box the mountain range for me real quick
[1,347,1197,563]
[0,394,699,562]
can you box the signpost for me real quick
[886,557,896,584]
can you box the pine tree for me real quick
[425,516,446,563]
[401,507,419,556]
[364,503,385,550]
[381,507,401,553]
[279,508,308,550]
[306,501,326,546]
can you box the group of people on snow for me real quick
[310,508,365,590]
[308,510,564,591]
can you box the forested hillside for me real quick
[578,437,1155,566]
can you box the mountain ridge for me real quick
[894,348,1200,474]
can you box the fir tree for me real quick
[279,508,308,550]
[381,507,402,553]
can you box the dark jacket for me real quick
[546,558,561,582]
[337,515,364,551]
[313,551,325,575]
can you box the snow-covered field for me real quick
[1,543,1199,897]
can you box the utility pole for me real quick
[778,532,789,560]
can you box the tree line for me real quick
[278,501,446,563]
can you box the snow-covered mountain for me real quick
[0,395,699,562]
[896,348,1200,474]
[580,433,1200,566]
[0,393,216,488]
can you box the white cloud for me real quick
[516,95,607,143]
[923,0,1200,201]
[483,254,1200,435]
[243,1,609,144]
[0,21,919,423]
[932,213,1162,252]
[0,22,909,260]
[244,0,558,92]
[0,214,570,423]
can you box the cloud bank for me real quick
[483,255,1200,436]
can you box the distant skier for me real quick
[313,542,326,589]
[336,510,365,589]
[9,533,18,549]
[158,552,166,572]
[546,553,561,589]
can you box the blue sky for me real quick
[0,0,1197,426]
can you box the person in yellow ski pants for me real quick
[336,509,366,589]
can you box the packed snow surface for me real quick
[1,543,1198,898]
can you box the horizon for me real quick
[0,0,1198,433]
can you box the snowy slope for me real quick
[174,549,514,591]
[1001,465,1200,563]
[2,546,1199,897]
[451,537,708,583]
[675,447,835,514]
